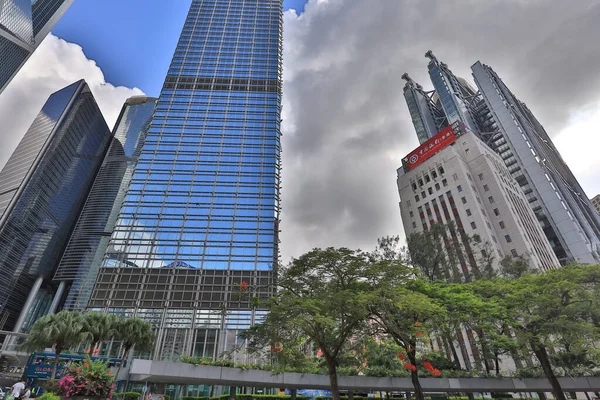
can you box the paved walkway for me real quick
[128,360,600,393]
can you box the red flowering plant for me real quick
[57,357,115,398]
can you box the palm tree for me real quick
[21,310,86,380]
[113,318,154,381]
[82,311,118,356]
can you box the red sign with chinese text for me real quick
[405,126,456,170]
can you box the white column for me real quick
[12,276,44,333]
[47,280,67,315]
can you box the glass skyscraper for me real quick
[0,0,73,93]
[53,96,157,311]
[0,80,111,340]
[88,0,283,362]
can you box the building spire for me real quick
[425,50,437,62]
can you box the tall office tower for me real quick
[0,80,111,339]
[472,61,600,264]
[53,96,157,311]
[0,0,73,93]
[396,124,560,371]
[402,52,600,264]
[397,123,559,278]
[87,0,283,363]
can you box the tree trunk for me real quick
[89,341,98,356]
[51,344,62,380]
[407,349,424,400]
[443,330,462,369]
[115,346,130,382]
[324,354,340,400]
[440,334,453,363]
[474,328,493,373]
[494,351,500,375]
[530,341,566,400]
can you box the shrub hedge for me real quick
[36,393,60,400]
[114,392,142,400]
[207,396,311,400]
[315,397,371,400]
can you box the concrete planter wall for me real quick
[128,360,600,393]
[62,397,103,400]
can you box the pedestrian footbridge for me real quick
[127,360,600,393]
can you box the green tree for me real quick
[113,318,154,381]
[428,281,514,374]
[469,265,600,400]
[406,223,463,283]
[82,311,119,355]
[243,247,373,400]
[21,310,86,380]
[369,279,446,400]
[499,255,534,279]
[361,338,405,376]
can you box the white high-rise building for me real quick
[397,123,560,277]
[402,52,600,265]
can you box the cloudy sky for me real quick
[1,0,599,263]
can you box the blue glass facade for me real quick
[426,54,479,133]
[0,0,34,44]
[0,80,111,335]
[0,0,72,93]
[53,96,157,311]
[104,0,281,273]
[90,0,283,362]
[402,75,447,145]
[30,0,71,37]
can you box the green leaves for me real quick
[82,311,119,352]
[243,239,600,400]
[22,310,86,353]
[114,317,154,353]
[20,310,154,382]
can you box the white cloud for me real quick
[553,102,600,198]
[0,34,144,170]
[279,0,600,262]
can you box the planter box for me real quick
[62,397,103,400]
[128,360,600,392]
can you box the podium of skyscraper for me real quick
[0,0,74,93]
[86,0,283,361]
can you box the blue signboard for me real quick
[26,363,68,380]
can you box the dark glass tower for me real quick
[0,80,111,339]
[53,96,157,311]
[88,0,283,362]
[0,0,73,93]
